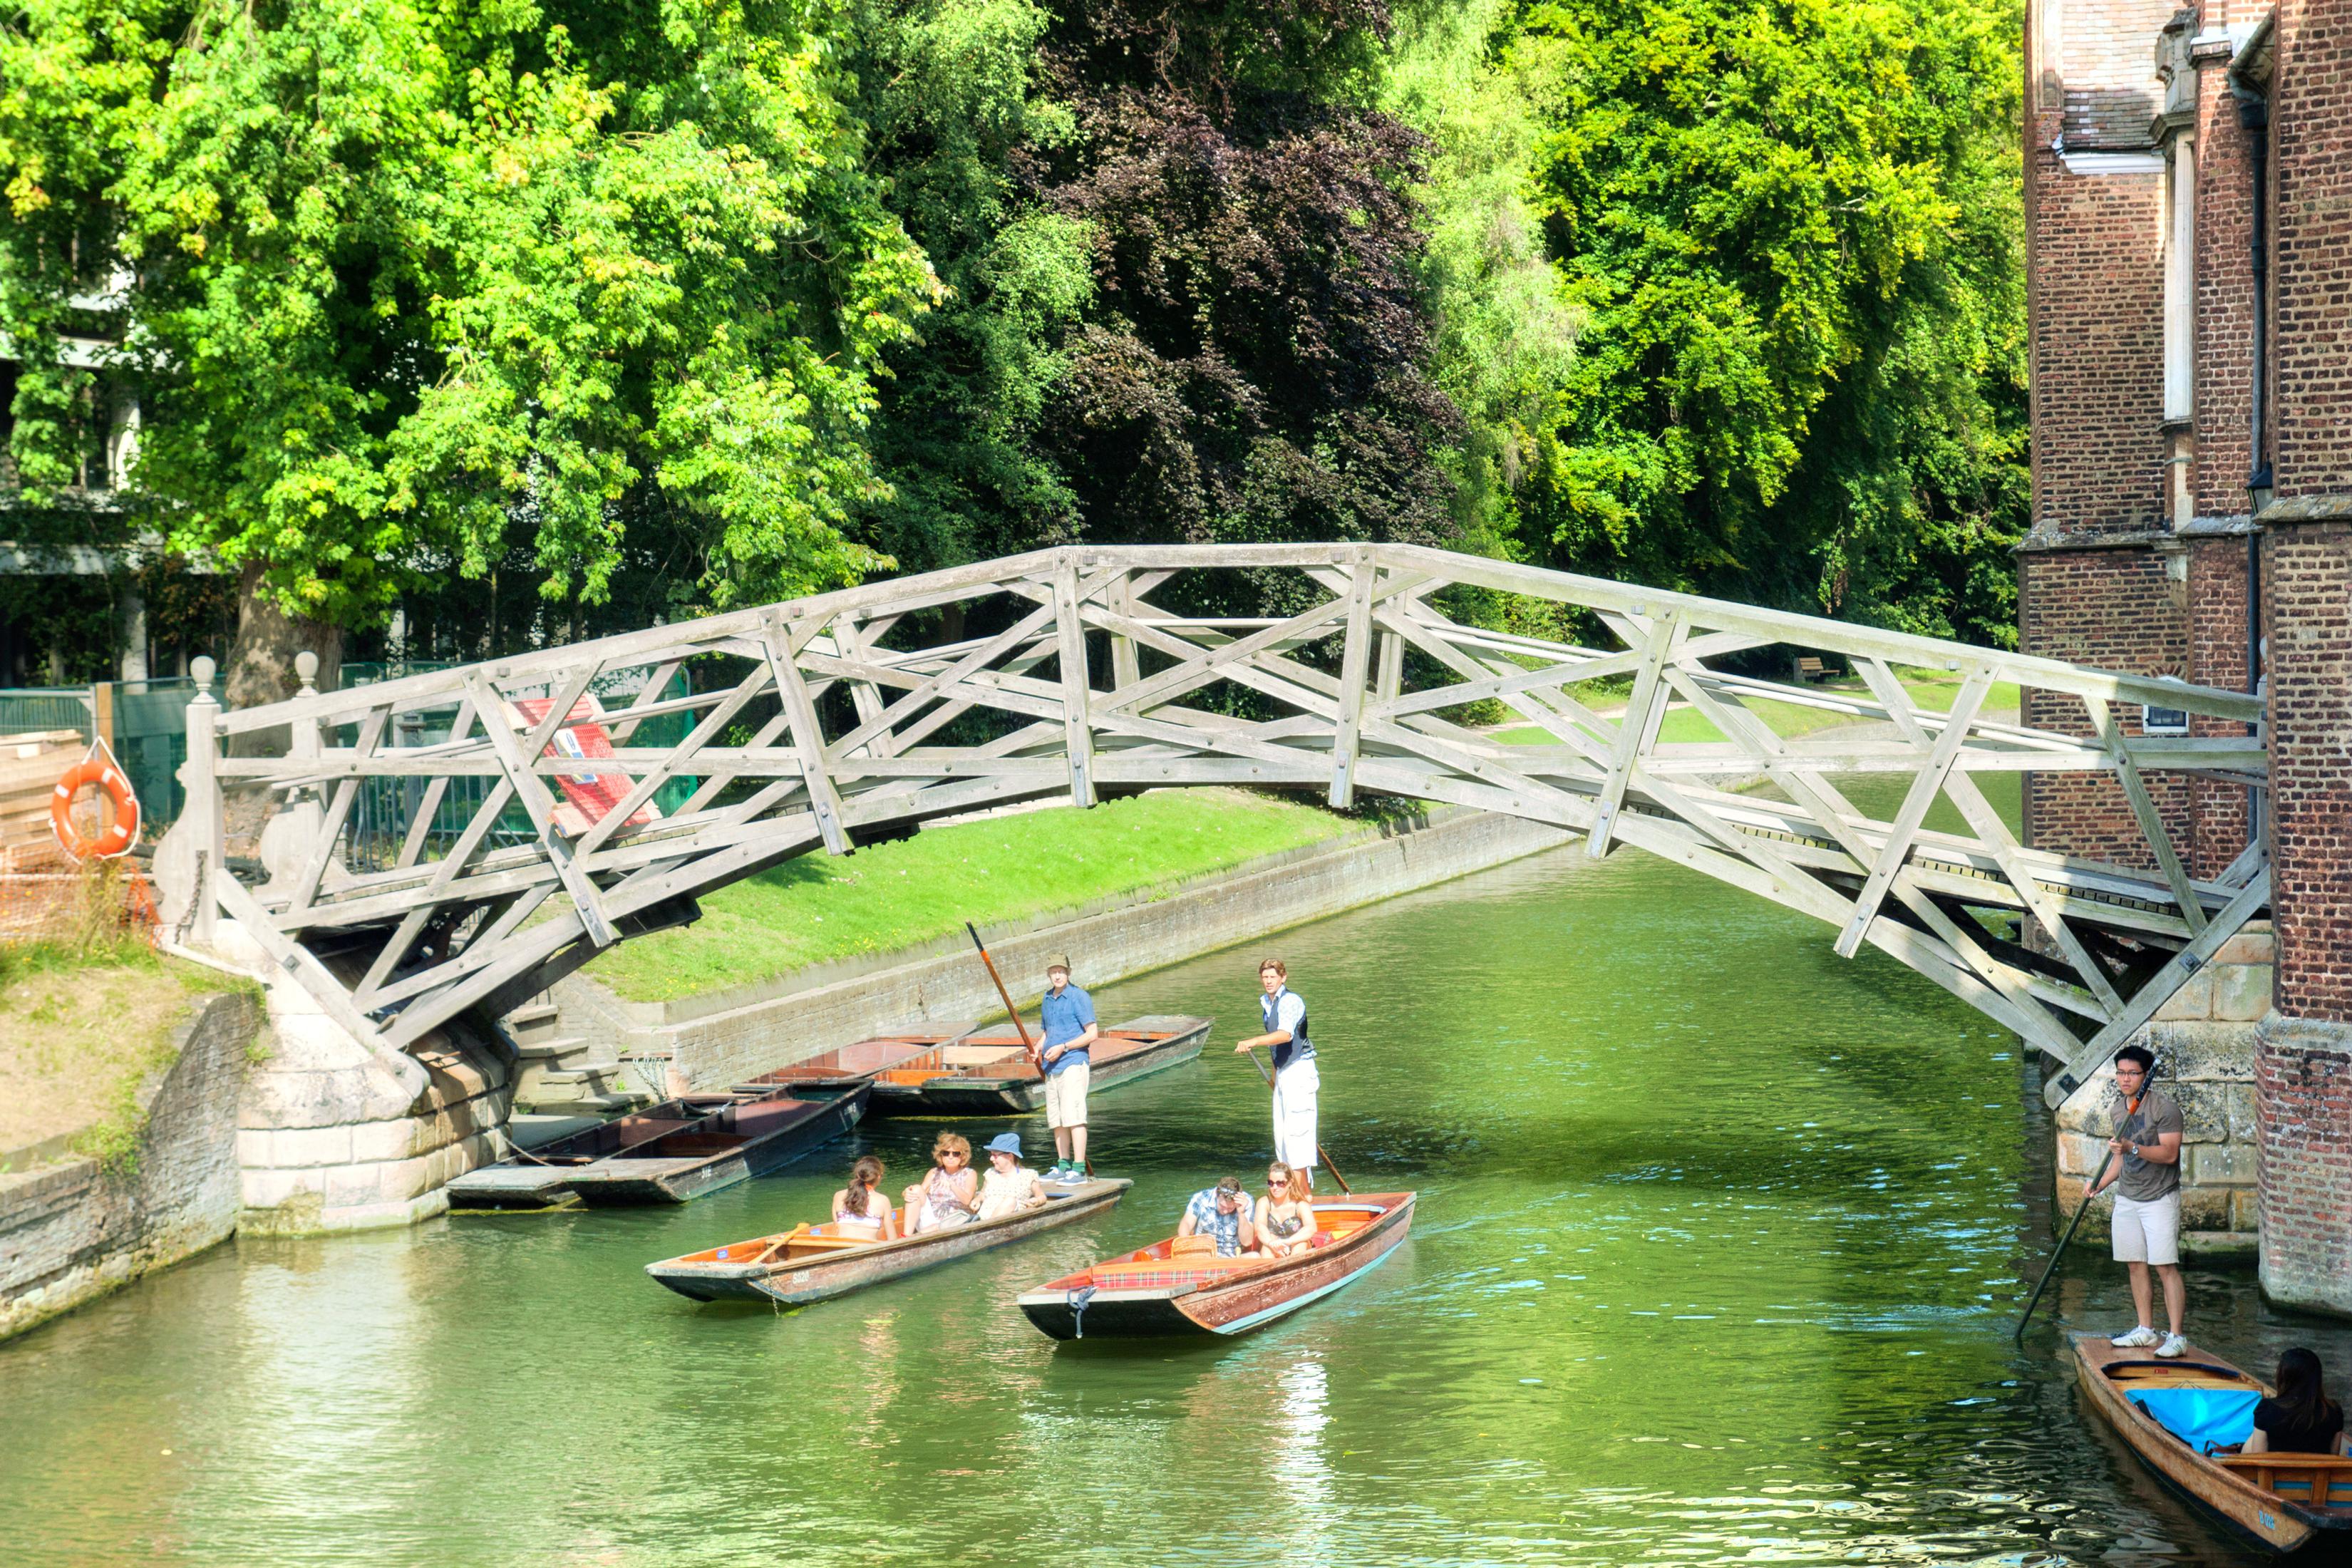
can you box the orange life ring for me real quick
[51,757,140,860]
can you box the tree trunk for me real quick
[225,561,343,711]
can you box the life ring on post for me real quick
[51,751,140,860]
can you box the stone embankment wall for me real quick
[2054,924,2272,1258]
[225,924,515,1234]
[0,991,262,1341]
[557,807,1574,1090]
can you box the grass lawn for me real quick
[1492,666,2023,748]
[591,788,1357,1004]
[0,943,234,1167]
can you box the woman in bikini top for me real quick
[1254,1161,1317,1257]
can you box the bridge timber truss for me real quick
[173,544,2269,1109]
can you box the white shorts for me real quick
[1272,1057,1320,1170]
[2113,1191,2182,1267]
[1045,1060,1090,1128]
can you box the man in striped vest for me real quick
[1235,956,1319,1192]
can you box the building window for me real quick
[2142,703,2190,736]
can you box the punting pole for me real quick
[2014,1078,2149,1341]
[964,922,1040,1068]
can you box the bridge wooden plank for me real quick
[1835,668,1992,958]
[1856,660,2125,1018]
[766,622,851,855]
[463,669,620,949]
[1327,566,1378,808]
[2086,694,2207,937]
[1053,562,1098,808]
[573,661,775,857]
[1589,612,1682,857]
[284,706,389,914]
[2041,871,2273,1108]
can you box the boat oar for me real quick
[2014,1078,2149,1342]
[1242,1046,1352,1195]
[964,922,1040,1068]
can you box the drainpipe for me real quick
[2232,56,2271,848]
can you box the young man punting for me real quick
[2090,1043,2187,1358]
[1234,956,1319,1192]
[1038,954,1098,1182]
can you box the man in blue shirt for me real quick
[1037,954,1098,1181]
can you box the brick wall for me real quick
[2270,0,2352,495]
[2185,535,2256,877]
[2194,63,2258,514]
[2018,545,2191,866]
[2261,518,2352,1021]
[2256,1015,2352,1307]
[2027,160,2170,537]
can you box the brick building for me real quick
[2026,0,2352,1313]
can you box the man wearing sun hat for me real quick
[1037,954,1098,1182]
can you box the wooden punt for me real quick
[2074,1333,2352,1552]
[448,1093,753,1209]
[644,1177,1133,1306]
[1017,1190,1415,1339]
[865,1014,1212,1116]
[562,1085,870,1206]
[728,1024,977,1097]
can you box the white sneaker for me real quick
[2156,1332,2189,1358]
[2112,1325,2160,1348]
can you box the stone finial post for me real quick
[185,655,222,947]
[291,650,321,762]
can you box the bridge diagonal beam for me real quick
[1855,659,2127,1019]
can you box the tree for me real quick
[0,0,942,702]
[1389,0,2026,644]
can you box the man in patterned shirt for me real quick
[1176,1176,1257,1257]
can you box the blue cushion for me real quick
[2127,1386,2261,1454]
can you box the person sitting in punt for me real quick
[1177,1175,1257,1258]
[1252,1162,1317,1258]
[831,1155,898,1241]
[2245,1348,2349,1455]
[904,1132,979,1234]
[975,1133,1048,1222]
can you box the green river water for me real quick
[4,832,2348,1566]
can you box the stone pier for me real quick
[2053,924,2273,1259]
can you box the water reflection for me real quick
[4,841,2349,1565]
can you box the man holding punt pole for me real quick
[1038,955,1098,1182]
[1234,957,1319,1192]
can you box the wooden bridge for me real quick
[165,544,2269,1110]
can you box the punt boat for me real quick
[644,1177,1132,1306]
[448,1093,754,1209]
[729,1024,978,1097]
[2073,1333,2352,1552]
[863,1014,1212,1115]
[1017,1190,1415,1339]
[562,1085,871,1205]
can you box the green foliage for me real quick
[1390,0,2026,645]
[0,0,944,627]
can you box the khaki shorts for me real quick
[1045,1059,1090,1128]
[2113,1191,2182,1267]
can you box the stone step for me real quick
[535,1062,624,1085]
[503,1001,562,1043]
[515,1035,593,1062]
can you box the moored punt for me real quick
[1017,1190,1414,1340]
[448,1093,750,1209]
[645,1177,1133,1306]
[563,1085,871,1206]
[2073,1334,2352,1552]
[866,1014,1212,1116]
[729,1025,978,1098]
